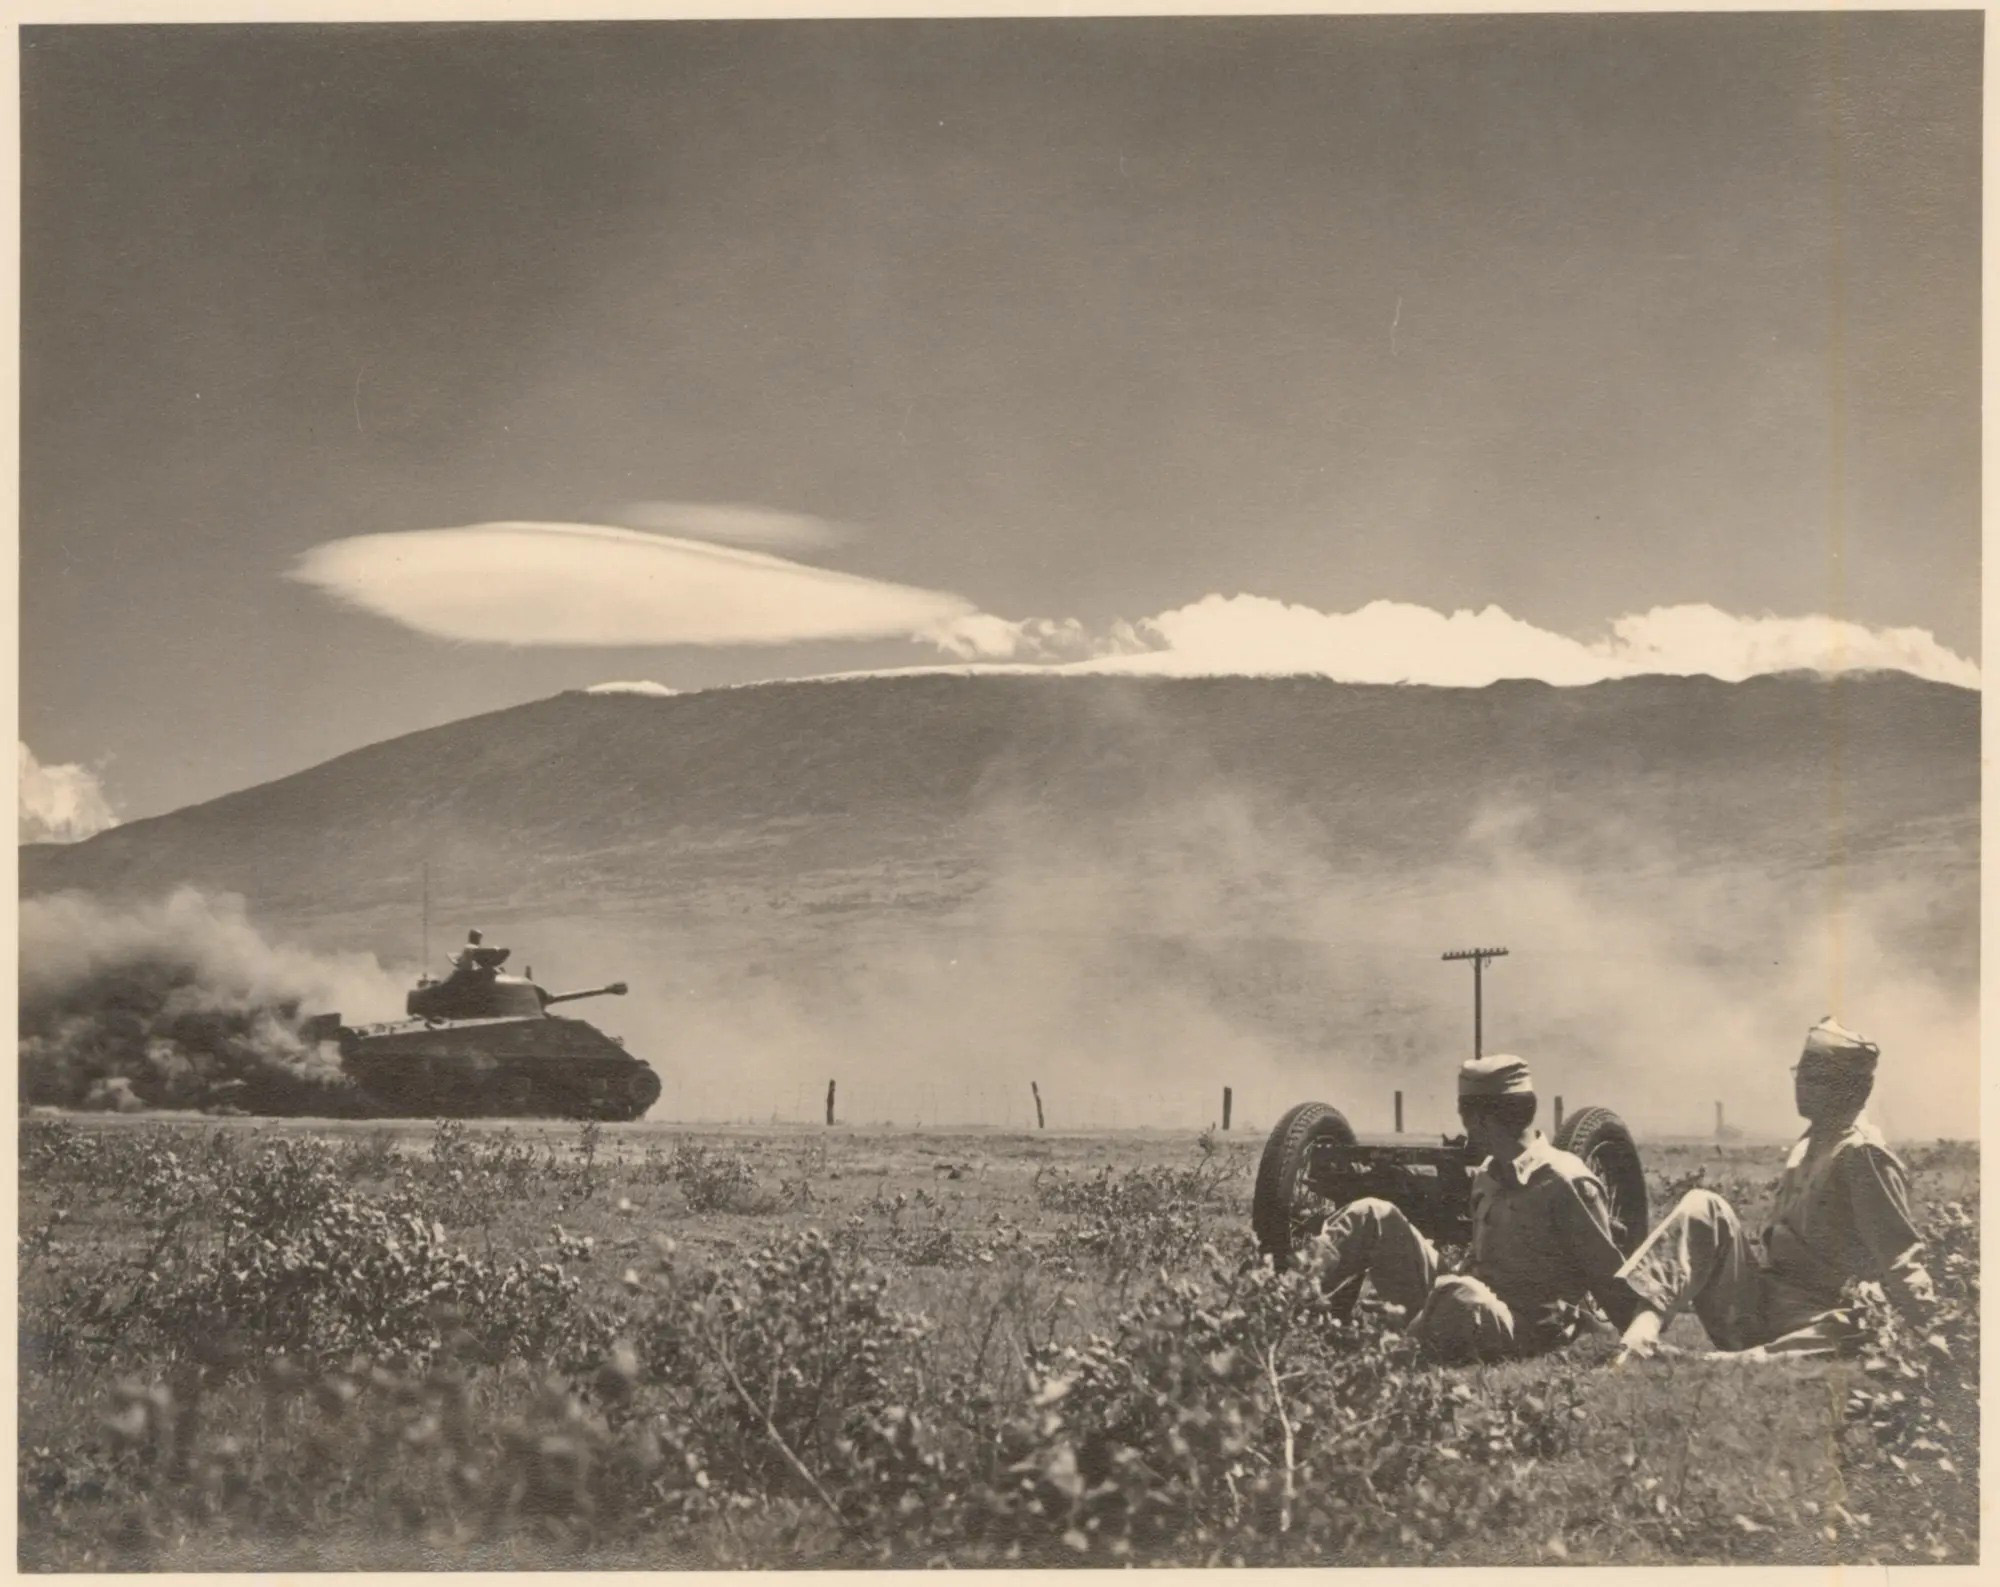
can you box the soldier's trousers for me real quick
[1307,1198,1524,1365]
[1616,1190,1855,1356]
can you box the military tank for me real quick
[303,932,663,1120]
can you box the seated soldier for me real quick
[1619,1018,1931,1361]
[1308,1054,1635,1363]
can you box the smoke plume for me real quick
[18,889,405,1114]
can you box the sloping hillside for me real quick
[20,670,1977,924]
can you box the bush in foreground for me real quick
[17,1125,1979,1570]
[22,1135,615,1381]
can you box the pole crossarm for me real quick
[1442,947,1509,1059]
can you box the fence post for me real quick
[1031,1081,1046,1130]
[1222,1087,1233,1131]
[825,1080,836,1127]
[1394,1089,1404,1134]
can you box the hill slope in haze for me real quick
[20,673,1979,1137]
[21,672,1977,914]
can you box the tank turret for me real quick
[404,948,625,1022]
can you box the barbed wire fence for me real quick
[641,1073,1760,1140]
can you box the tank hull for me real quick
[335,1014,663,1121]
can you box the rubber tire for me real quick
[1553,1105,1649,1256]
[1252,1102,1357,1270]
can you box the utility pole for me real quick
[1442,947,1509,1059]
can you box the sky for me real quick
[18,12,1982,830]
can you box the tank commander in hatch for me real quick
[1307,1054,1637,1364]
[1618,1018,1931,1362]
[448,929,508,975]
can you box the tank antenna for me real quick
[421,862,431,969]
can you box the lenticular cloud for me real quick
[615,501,852,552]
[292,521,974,648]
[1048,597,1980,689]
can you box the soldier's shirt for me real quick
[1468,1134,1628,1328]
[1759,1115,1925,1327]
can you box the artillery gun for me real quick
[303,933,663,1121]
[1250,1100,1649,1270]
[1250,947,1648,1270]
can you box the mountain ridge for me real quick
[20,671,1977,938]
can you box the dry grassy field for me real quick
[18,1113,1978,1570]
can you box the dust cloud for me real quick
[20,764,1970,1142]
[525,777,1976,1143]
[18,888,406,1114]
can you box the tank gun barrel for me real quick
[538,981,628,1008]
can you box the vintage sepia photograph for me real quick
[15,8,1981,1570]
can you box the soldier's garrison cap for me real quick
[1800,1017,1879,1073]
[1458,1054,1534,1098]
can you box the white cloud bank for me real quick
[585,680,680,697]
[935,597,1981,689]
[292,521,972,647]
[929,613,1092,662]
[20,743,120,843]
[292,517,1976,690]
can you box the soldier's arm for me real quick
[1558,1175,1640,1328]
[1839,1143,1932,1320]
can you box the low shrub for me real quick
[662,1141,761,1214]
[1033,1159,1238,1277]
[629,1229,936,1520]
[1840,1199,1979,1561]
[24,1136,616,1380]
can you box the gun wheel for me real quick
[1252,1102,1356,1270]
[1553,1105,1649,1256]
